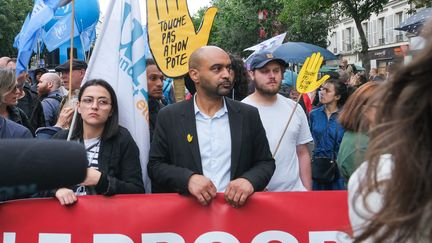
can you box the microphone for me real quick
[0,139,87,191]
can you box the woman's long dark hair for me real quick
[72,79,119,140]
[324,78,353,108]
[228,54,250,100]
[353,21,432,242]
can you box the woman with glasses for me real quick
[0,68,33,137]
[52,79,144,205]
[309,79,351,190]
[0,68,32,138]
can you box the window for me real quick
[378,17,385,45]
[373,20,378,46]
[395,12,403,25]
[386,15,394,43]
[395,12,404,42]
[331,32,338,53]
[343,27,353,51]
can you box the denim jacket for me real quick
[309,105,345,159]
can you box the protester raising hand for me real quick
[55,106,74,129]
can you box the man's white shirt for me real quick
[243,94,312,191]
[194,96,231,192]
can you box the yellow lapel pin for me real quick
[187,134,193,143]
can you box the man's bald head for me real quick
[0,57,11,68]
[38,73,59,96]
[189,46,229,70]
[41,73,61,91]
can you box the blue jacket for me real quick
[0,116,32,138]
[309,105,345,159]
[35,126,62,139]
[41,90,62,126]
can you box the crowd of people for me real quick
[1,19,432,242]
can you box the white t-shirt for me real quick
[348,154,392,242]
[243,94,313,191]
[349,155,430,242]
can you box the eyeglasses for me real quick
[5,83,24,94]
[80,97,112,109]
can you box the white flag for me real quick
[244,32,287,52]
[84,0,151,192]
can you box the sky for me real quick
[99,0,212,21]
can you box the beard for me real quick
[254,80,281,96]
[37,87,49,97]
[201,79,233,97]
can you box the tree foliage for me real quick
[0,0,33,57]
[193,0,283,56]
[334,0,390,71]
[194,0,335,56]
[278,0,335,48]
[407,0,432,13]
[194,0,429,70]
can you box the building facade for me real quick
[327,0,413,75]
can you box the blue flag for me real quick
[15,0,71,76]
[79,21,97,52]
[13,14,30,49]
[43,12,79,52]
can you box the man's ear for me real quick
[335,94,341,101]
[47,81,54,89]
[80,69,86,78]
[249,70,255,80]
[189,69,199,85]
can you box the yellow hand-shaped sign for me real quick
[147,0,218,78]
[296,52,330,94]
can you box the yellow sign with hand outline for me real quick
[147,0,217,78]
[296,52,330,94]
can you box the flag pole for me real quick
[67,0,78,141]
[68,0,75,100]
[272,94,301,157]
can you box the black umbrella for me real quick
[395,8,432,36]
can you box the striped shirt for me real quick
[84,137,100,169]
[75,137,101,196]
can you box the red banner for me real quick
[0,192,352,243]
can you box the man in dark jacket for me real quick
[37,73,63,126]
[6,59,45,132]
[148,46,275,208]
[146,58,165,142]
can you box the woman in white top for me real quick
[348,20,432,242]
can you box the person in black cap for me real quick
[55,59,87,91]
[35,60,88,138]
[33,68,48,85]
